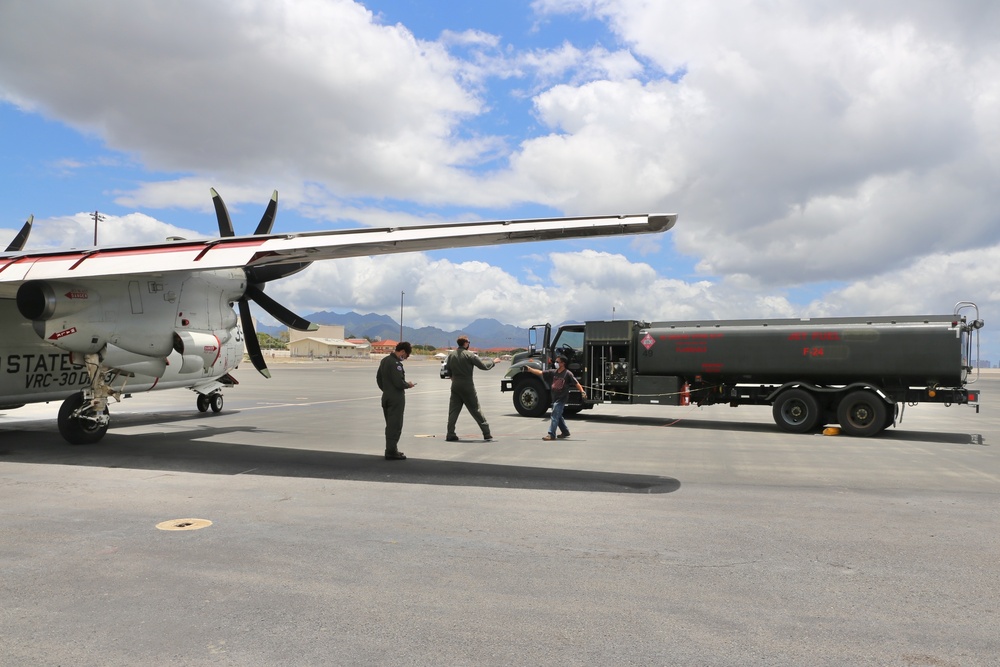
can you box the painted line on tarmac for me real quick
[239,388,451,411]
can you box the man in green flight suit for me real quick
[376,341,415,460]
[445,336,500,442]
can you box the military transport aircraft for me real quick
[0,189,677,444]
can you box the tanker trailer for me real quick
[502,302,983,437]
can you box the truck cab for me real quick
[502,323,588,417]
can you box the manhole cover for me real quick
[156,518,213,531]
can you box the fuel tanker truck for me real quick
[501,302,983,437]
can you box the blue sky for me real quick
[1,1,999,362]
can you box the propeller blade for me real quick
[5,215,33,252]
[246,284,318,332]
[246,261,313,284]
[210,188,235,237]
[253,190,279,235]
[238,298,271,378]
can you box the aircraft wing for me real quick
[0,212,677,285]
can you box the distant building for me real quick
[371,339,398,355]
[287,324,370,358]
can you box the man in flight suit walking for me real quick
[377,341,414,460]
[445,336,500,442]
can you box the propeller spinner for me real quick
[210,189,317,378]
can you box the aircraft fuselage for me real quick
[1,269,247,409]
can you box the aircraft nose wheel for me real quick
[198,393,224,413]
[197,393,225,412]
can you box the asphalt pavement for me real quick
[2,359,998,666]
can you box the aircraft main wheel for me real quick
[197,394,210,412]
[513,379,549,417]
[57,393,110,445]
[772,388,821,433]
[837,390,888,437]
[210,393,224,413]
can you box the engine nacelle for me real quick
[17,280,100,321]
[17,278,183,357]
[16,270,244,374]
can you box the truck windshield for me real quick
[553,329,584,357]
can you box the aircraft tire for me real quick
[210,393,224,413]
[57,393,109,445]
[197,394,211,412]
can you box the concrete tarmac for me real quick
[2,359,998,666]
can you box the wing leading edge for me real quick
[0,212,677,283]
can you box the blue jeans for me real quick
[549,399,569,438]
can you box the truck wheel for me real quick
[513,379,549,418]
[837,390,888,437]
[772,388,821,433]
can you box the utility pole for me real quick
[399,291,404,342]
[91,210,105,245]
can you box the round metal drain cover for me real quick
[156,518,213,531]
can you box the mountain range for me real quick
[259,311,532,350]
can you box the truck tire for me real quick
[772,388,821,433]
[513,379,549,418]
[836,390,888,437]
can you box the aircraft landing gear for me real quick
[51,352,126,445]
[58,392,110,445]
[196,392,224,413]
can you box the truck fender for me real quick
[833,382,895,405]
[764,382,825,403]
[764,381,893,405]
